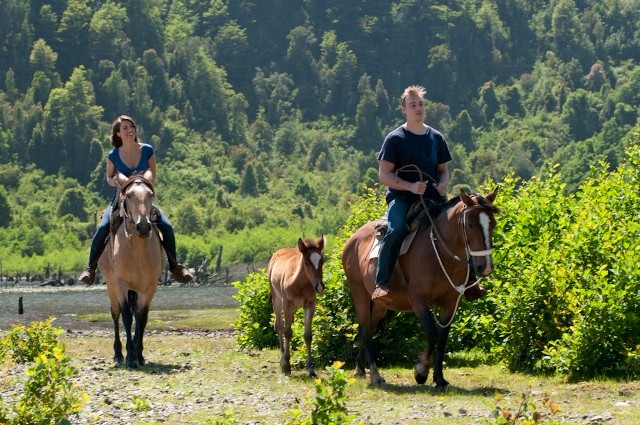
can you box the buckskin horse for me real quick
[98,170,164,368]
[268,235,326,377]
[342,188,499,387]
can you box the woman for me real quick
[78,115,192,284]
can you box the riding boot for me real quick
[464,268,488,301]
[167,257,193,283]
[79,241,107,285]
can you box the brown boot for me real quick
[78,267,96,285]
[170,264,193,283]
[372,283,392,305]
[464,281,487,301]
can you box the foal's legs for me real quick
[303,302,317,377]
[272,294,292,375]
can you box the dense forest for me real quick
[0,0,639,274]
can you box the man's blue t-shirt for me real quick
[107,143,154,177]
[377,125,452,201]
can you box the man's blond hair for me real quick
[401,85,427,107]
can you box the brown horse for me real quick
[268,235,326,377]
[342,188,499,388]
[98,170,165,368]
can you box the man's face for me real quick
[402,94,424,122]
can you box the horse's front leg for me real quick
[134,304,150,367]
[120,297,138,369]
[303,303,316,377]
[432,323,451,389]
[110,304,123,365]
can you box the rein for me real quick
[401,164,492,328]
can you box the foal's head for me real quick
[298,235,326,293]
[456,188,500,277]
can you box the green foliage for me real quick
[233,269,277,349]
[485,390,560,424]
[1,317,63,363]
[458,133,640,379]
[0,318,87,424]
[285,361,358,425]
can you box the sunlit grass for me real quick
[79,307,239,331]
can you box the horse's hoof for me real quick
[308,369,317,378]
[370,376,386,386]
[126,357,139,369]
[114,355,124,365]
[281,365,292,375]
[414,364,429,385]
[434,379,449,390]
[138,356,146,367]
[354,368,366,378]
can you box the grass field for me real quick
[25,307,635,424]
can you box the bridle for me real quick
[396,164,495,327]
[118,176,155,240]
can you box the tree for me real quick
[57,188,87,221]
[449,110,474,152]
[0,189,11,228]
[240,163,258,196]
[40,66,104,183]
[562,89,601,142]
[89,2,131,64]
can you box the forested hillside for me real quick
[0,0,639,274]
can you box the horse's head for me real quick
[118,170,156,238]
[298,235,326,293]
[457,187,500,278]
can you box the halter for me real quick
[118,176,155,240]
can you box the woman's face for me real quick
[118,120,136,143]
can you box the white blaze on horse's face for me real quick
[479,212,491,252]
[310,251,322,270]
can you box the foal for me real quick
[268,235,326,377]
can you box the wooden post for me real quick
[18,296,23,314]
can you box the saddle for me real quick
[374,200,442,240]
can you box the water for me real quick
[0,282,238,332]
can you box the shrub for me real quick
[233,270,278,349]
[0,318,87,424]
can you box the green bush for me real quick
[1,317,63,364]
[233,270,278,349]
[285,361,357,425]
[0,319,87,424]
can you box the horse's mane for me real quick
[418,191,499,227]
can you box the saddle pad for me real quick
[368,228,419,260]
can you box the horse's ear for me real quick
[297,238,307,252]
[116,172,128,187]
[459,188,473,206]
[319,234,326,251]
[486,187,499,203]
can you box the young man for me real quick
[372,85,487,304]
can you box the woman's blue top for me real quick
[107,143,154,177]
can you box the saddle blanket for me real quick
[368,224,419,260]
